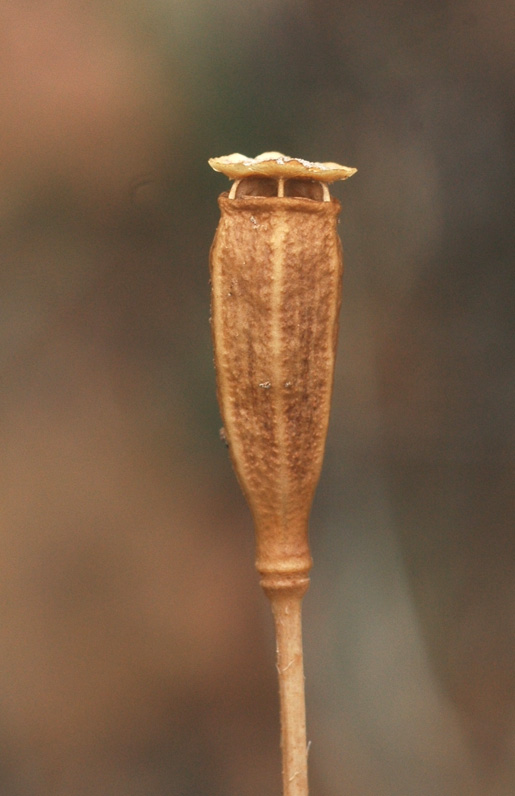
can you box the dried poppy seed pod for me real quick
[209,153,355,796]
[209,153,356,598]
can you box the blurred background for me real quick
[0,1,513,794]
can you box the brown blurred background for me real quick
[0,1,513,794]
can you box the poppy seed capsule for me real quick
[209,153,356,598]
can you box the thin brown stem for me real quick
[269,590,309,796]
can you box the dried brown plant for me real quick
[209,153,355,796]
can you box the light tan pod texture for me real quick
[210,193,343,595]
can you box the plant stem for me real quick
[269,589,309,796]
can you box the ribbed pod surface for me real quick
[210,193,343,594]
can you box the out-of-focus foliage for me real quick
[0,1,513,794]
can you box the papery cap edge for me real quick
[209,152,357,183]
